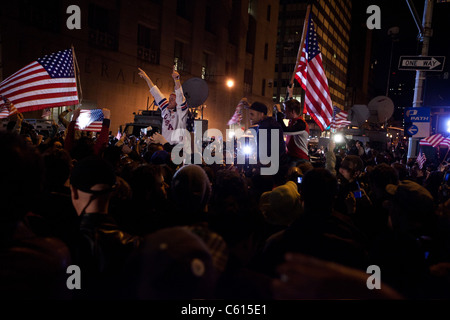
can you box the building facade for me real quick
[1,0,280,136]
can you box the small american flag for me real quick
[330,106,350,131]
[294,13,333,131]
[0,48,79,119]
[0,96,18,119]
[227,99,248,125]
[416,150,427,169]
[74,109,104,132]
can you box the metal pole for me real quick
[407,0,434,161]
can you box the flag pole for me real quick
[71,45,82,108]
[289,4,311,86]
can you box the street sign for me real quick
[398,56,445,71]
[404,107,431,138]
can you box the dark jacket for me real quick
[76,212,142,298]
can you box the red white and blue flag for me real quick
[295,14,333,131]
[416,150,427,169]
[75,109,104,132]
[0,48,79,119]
[419,134,445,148]
[330,106,350,131]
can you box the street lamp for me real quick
[226,79,235,88]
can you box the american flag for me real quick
[419,134,445,148]
[440,137,450,148]
[294,14,333,131]
[0,48,79,119]
[330,106,350,131]
[227,99,248,125]
[0,96,18,119]
[416,150,427,169]
[74,109,104,132]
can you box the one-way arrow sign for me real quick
[398,56,445,71]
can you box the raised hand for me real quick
[102,108,111,120]
[138,68,154,87]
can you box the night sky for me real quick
[350,0,450,121]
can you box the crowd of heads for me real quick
[3,111,450,300]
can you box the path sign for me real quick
[404,107,430,138]
[398,56,445,71]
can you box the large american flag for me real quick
[330,106,350,131]
[295,14,333,131]
[0,48,79,119]
[74,109,104,132]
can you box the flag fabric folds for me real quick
[419,134,445,148]
[75,109,104,132]
[416,150,427,169]
[0,48,79,119]
[440,137,450,148]
[227,98,248,126]
[294,13,333,131]
[330,106,350,131]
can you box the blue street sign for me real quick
[407,125,418,136]
[404,107,431,137]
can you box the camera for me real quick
[297,176,302,184]
[353,190,362,199]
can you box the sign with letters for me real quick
[404,107,430,138]
[398,56,445,72]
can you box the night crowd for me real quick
[3,106,450,301]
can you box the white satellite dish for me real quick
[349,104,370,126]
[368,96,394,123]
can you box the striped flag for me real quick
[227,98,248,125]
[419,134,445,148]
[0,48,79,119]
[440,137,450,148]
[0,96,18,119]
[416,150,427,169]
[74,109,104,132]
[294,13,333,131]
[330,106,350,131]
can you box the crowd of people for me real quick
[4,72,450,300]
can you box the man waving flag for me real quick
[294,11,333,131]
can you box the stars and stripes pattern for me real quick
[330,106,351,131]
[294,14,333,131]
[419,134,445,148]
[74,109,104,132]
[0,49,79,119]
[416,150,427,169]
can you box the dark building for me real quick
[1,0,280,136]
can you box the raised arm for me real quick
[138,68,155,89]
[172,66,187,115]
